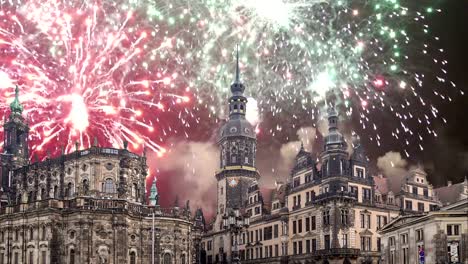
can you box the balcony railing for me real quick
[0,197,190,220]
[313,191,358,203]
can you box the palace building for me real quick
[0,86,198,264]
[200,53,452,264]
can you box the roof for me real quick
[373,175,390,194]
[434,180,465,205]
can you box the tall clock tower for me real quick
[1,85,29,205]
[214,48,259,230]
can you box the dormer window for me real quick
[356,167,364,178]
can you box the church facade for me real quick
[200,55,450,264]
[0,86,196,264]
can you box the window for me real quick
[14,252,18,264]
[207,241,212,250]
[305,173,312,183]
[306,240,311,253]
[401,233,408,244]
[70,249,75,264]
[377,237,381,251]
[255,206,260,214]
[298,219,303,233]
[293,177,300,188]
[305,217,310,232]
[323,210,330,225]
[311,216,316,230]
[181,254,185,264]
[412,186,418,195]
[342,234,348,248]
[220,187,223,195]
[67,183,74,197]
[298,241,303,254]
[29,251,33,264]
[360,237,371,251]
[324,235,330,250]
[275,245,279,257]
[360,213,365,228]
[273,224,279,238]
[447,224,460,236]
[389,236,395,247]
[30,228,34,240]
[341,209,348,225]
[402,248,409,264]
[293,242,297,255]
[129,252,136,264]
[102,178,115,193]
[264,226,272,240]
[423,188,429,197]
[42,226,46,240]
[362,188,371,201]
[292,221,297,234]
[405,200,413,210]
[418,202,424,212]
[356,168,364,178]
[416,229,424,241]
[312,239,317,251]
[163,253,171,264]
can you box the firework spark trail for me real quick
[0,0,193,157]
[0,0,462,161]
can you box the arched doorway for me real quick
[163,253,172,264]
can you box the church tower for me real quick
[215,47,259,229]
[1,85,29,204]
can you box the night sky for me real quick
[154,1,468,213]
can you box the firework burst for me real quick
[0,0,462,159]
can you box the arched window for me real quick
[129,251,136,264]
[240,105,244,111]
[132,183,137,198]
[54,186,58,199]
[67,183,74,197]
[103,178,115,193]
[42,226,46,240]
[69,249,75,264]
[41,188,46,200]
[29,228,33,240]
[163,253,172,264]
[28,192,33,203]
[181,254,186,264]
[234,104,238,110]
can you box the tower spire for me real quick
[235,44,240,84]
[230,45,245,95]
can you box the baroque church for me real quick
[0,86,200,263]
[199,52,466,264]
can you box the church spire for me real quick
[230,45,245,95]
[235,44,240,84]
[10,85,23,115]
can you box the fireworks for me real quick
[0,0,461,158]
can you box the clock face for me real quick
[228,178,238,187]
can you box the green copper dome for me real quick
[10,85,23,114]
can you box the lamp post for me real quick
[222,208,249,264]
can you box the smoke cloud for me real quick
[273,127,318,183]
[147,140,218,217]
[376,151,409,193]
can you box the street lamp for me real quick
[222,208,249,264]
